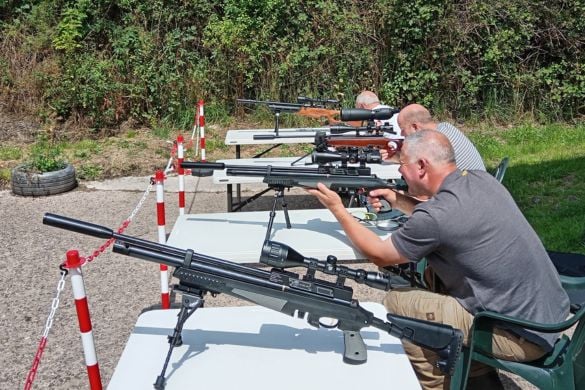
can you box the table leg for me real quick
[236,145,242,205]
[227,184,233,212]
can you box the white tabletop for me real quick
[225,128,330,145]
[167,208,394,264]
[212,157,402,185]
[107,303,420,390]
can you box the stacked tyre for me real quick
[11,164,77,196]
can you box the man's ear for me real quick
[416,158,428,177]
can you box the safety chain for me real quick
[75,180,154,267]
[25,179,154,390]
[24,268,68,390]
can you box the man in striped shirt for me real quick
[395,104,486,171]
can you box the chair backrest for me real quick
[493,157,509,183]
[450,267,585,390]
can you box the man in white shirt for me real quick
[354,90,401,136]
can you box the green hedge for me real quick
[1,0,583,128]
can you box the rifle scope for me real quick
[297,96,339,106]
[340,108,399,122]
[260,240,391,291]
[310,150,382,165]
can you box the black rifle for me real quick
[43,213,463,390]
[183,161,395,189]
[184,161,397,230]
[252,124,396,140]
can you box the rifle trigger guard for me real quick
[183,249,194,268]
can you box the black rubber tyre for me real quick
[11,163,77,196]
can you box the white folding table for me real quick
[107,303,421,390]
[166,208,399,264]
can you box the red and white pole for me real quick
[192,105,199,157]
[198,100,206,161]
[155,170,170,309]
[65,250,102,390]
[177,135,185,216]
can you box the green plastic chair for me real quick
[493,157,509,183]
[450,273,585,389]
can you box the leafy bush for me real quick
[27,138,67,173]
[0,0,583,127]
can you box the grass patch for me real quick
[0,146,22,160]
[70,139,102,159]
[469,123,585,253]
[77,163,103,180]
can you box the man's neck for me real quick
[428,165,457,195]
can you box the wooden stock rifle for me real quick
[314,132,403,158]
[238,97,341,125]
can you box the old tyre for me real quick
[11,163,77,196]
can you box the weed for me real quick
[126,130,137,139]
[71,139,101,158]
[77,163,103,180]
[0,146,22,161]
[27,139,66,173]
[0,168,10,186]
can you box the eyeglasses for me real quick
[398,160,414,167]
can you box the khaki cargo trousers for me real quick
[383,288,546,390]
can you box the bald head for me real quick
[403,130,455,167]
[397,104,436,135]
[355,91,380,109]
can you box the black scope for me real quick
[340,107,399,122]
[310,150,382,165]
[260,240,391,291]
[297,96,339,106]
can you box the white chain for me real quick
[126,181,154,223]
[42,270,67,338]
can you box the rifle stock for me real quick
[43,213,463,375]
[297,106,340,123]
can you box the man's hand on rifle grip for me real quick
[367,189,397,212]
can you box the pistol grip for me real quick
[342,330,367,364]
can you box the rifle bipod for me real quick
[154,289,204,390]
[265,186,291,241]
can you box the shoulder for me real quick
[437,122,463,135]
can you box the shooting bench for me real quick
[167,208,398,264]
[107,303,421,390]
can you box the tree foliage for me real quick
[0,0,583,128]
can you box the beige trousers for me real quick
[383,288,546,390]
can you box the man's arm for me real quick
[307,183,409,267]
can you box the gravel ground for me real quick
[0,180,534,390]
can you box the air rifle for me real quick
[252,124,396,141]
[183,161,396,190]
[314,131,403,157]
[238,96,341,125]
[43,213,464,390]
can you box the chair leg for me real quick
[449,347,472,390]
